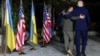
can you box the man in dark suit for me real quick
[68,1,91,56]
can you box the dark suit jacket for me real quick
[64,7,91,30]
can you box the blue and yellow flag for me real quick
[29,1,38,44]
[4,0,15,52]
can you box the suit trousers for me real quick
[75,30,88,55]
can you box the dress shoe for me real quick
[19,52,26,55]
[30,47,36,50]
[76,54,81,56]
[81,53,86,56]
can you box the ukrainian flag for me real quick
[4,0,15,52]
[29,1,38,44]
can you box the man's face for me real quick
[77,1,84,7]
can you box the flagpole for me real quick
[1,0,4,54]
[42,1,45,47]
[17,0,26,54]
[20,0,22,7]
[1,0,6,55]
[3,0,7,55]
[42,1,49,47]
[4,0,16,55]
[43,1,45,47]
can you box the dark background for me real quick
[35,0,100,31]
[84,0,100,31]
[0,0,100,31]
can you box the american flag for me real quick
[16,1,26,52]
[43,6,52,44]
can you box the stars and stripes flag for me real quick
[16,0,26,52]
[43,6,52,44]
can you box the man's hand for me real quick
[80,14,85,19]
[61,10,66,15]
